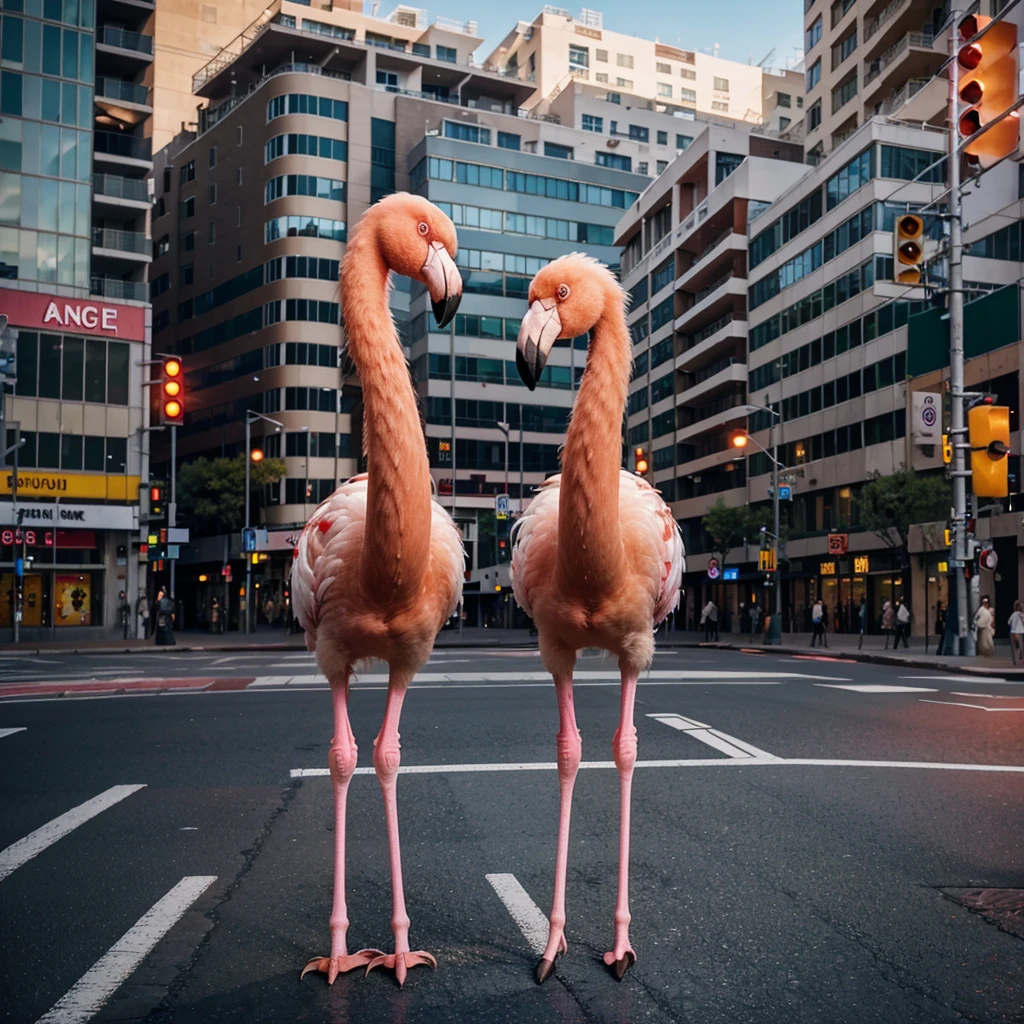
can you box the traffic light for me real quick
[942,433,953,464]
[250,448,264,463]
[893,214,925,285]
[956,14,1020,170]
[161,357,184,425]
[150,486,164,517]
[968,401,1010,496]
[633,446,648,475]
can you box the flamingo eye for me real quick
[417,221,429,236]
[557,284,570,301]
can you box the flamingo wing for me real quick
[429,498,465,625]
[510,474,561,618]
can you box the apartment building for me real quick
[486,7,766,124]
[615,126,806,628]
[0,0,154,637]
[802,0,945,163]
[148,0,656,626]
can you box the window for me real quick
[595,72,608,83]
[179,160,195,184]
[680,87,697,103]
[156,234,169,256]
[180,196,195,220]
[436,44,456,62]
[807,98,822,131]
[715,152,744,184]
[806,59,821,90]
[544,142,573,159]
[444,121,491,145]
[237,126,243,146]
[180,263,193,286]
[777,92,792,108]
[569,44,589,69]
[831,0,855,26]
[832,29,856,68]
[208,145,216,167]
[497,131,520,150]
[376,69,398,90]
[628,124,648,142]
[805,14,822,51]
[596,48,608,61]
[208,183,217,205]
[676,133,692,150]
[264,133,348,163]
[265,215,347,243]
[713,76,729,91]
[581,114,603,132]
[712,101,729,111]
[616,78,632,89]
[208,221,216,244]
[266,93,348,123]
[265,174,346,203]
[616,53,634,68]
[656,160,668,174]
[237,167,243,185]
[779,116,792,130]
[831,73,857,113]
[638,161,648,175]
[878,145,945,182]
[595,151,632,171]
[680,68,696,80]
[657,82,672,97]
[162,167,171,193]
[656,61,671,73]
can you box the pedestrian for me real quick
[934,600,945,639]
[810,597,827,647]
[882,599,894,649]
[210,596,222,635]
[1008,600,1024,665]
[701,599,719,642]
[834,600,843,634]
[857,595,867,649]
[895,597,911,649]
[748,601,761,641]
[154,589,176,646]
[118,590,130,640]
[136,590,149,639]
[974,596,995,657]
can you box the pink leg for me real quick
[536,674,580,984]
[603,671,637,980]
[301,676,382,983]
[365,682,437,986]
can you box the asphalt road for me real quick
[1,647,1022,1024]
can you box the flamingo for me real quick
[511,253,685,984]
[292,193,464,986]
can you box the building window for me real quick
[544,142,573,160]
[180,196,195,221]
[265,133,348,163]
[657,82,672,97]
[179,160,195,184]
[712,101,729,111]
[713,76,730,91]
[376,70,399,90]
[831,72,857,113]
[443,121,491,145]
[680,68,696,79]
[616,53,634,68]
[779,116,792,130]
[180,263,194,286]
[237,126,243,146]
[208,222,216,244]
[596,151,632,171]
[807,98,822,130]
[715,152,744,184]
[370,118,396,203]
[595,72,608,83]
[806,58,821,91]
[569,44,589,70]
[676,133,693,150]
[628,124,649,142]
[208,183,217,205]
[596,48,608,61]
[805,15,822,51]
[832,29,857,69]
[616,78,632,89]
[638,161,648,175]
[162,167,171,192]
[656,61,671,73]
[156,234,169,256]
[265,174,346,203]
[582,114,603,132]
[680,88,697,103]
[777,92,792,108]
[656,160,668,173]
[208,145,217,167]
[436,44,456,62]
[497,131,521,150]
[657,130,668,145]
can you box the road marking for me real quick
[900,676,1012,683]
[646,714,779,760]
[485,873,548,956]
[949,692,1024,699]
[814,684,939,693]
[789,655,858,664]
[919,699,1024,712]
[0,785,145,882]
[291,756,1024,778]
[209,656,239,666]
[35,875,217,1024]
[0,727,26,739]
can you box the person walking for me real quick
[153,589,176,646]
[810,598,827,648]
[974,596,995,657]
[881,599,894,649]
[895,598,911,649]
[1008,600,1024,665]
[701,599,719,641]
[934,601,945,642]
[857,595,867,649]
[748,600,761,641]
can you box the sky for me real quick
[421,0,805,71]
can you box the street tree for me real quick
[701,498,761,562]
[176,455,287,536]
[856,470,951,563]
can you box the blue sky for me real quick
[429,1,805,70]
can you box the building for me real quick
[486,7,767,125]
[761,67,805,138]
[0,0,154,637]
[614,125,806,628]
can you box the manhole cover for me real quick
[942,888,1024,940]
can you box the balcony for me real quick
[97,25,154,57]
[676,317,747,372]
[675,232,745,293]
[91,277,146,301]
[93,172,149,204]
[92,227,150,260]
[863,0,910,42]
[95,76,151,107]
[94,130,152,165]
[678,359,746,406]
[675,394,747,443]
[862,31,939,104]
[674,275,746,334]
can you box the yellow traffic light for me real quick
[250,449,265,463]
[161,357,185,425]
[941,433,953,464]
[893,214,924,285]
[634,446,649,475]
[957,15,1020,170]
[968,403,1011,496]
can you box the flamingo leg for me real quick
[603,670,638,979]
[536,674,580,984]
[365,681,437,986]
[301,675,383,984]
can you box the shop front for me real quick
[791,552,907,633]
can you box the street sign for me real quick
[722,567,738,581]
[241,527,257,553]
[167,527,190,544]
[912,391,940,445]
[706,557,720,580]
[495,494,509,520]
[168,544,180,560]
[827,533,848,555]
[758,549,776,572]
[978,547,998,571]
[778,485,792,501]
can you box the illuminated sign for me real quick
[722,567,739,580]
[938,560,949,573]
[827,533,848,555]
[853,556,870,574]
[0,289,146,340]
[819,561,837,575]
[759,549,777,572]
[1,471,141,500]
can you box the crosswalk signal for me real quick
[633,446,648,475]
[150,486,164,517]
[161,357,184,425]
[956,14,1020,170]
[968,401,1010,496]
[893,214,925,285]
[941,433,953,464]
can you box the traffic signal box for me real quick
[893,214,925,285]
[633,446,648,475]
[161,357,184,425]
[956,14,1020,170]
[968,402,1010,496]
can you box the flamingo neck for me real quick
[557,295,631,597]
[341,231,431,604]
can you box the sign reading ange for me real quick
[0,289,146,341]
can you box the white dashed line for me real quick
[0,727,27,740]
[647,714,779,759]
[485,873,549,956]
[815,684,938,693]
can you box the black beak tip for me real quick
[433,292,461,329]
[516,347,537,391]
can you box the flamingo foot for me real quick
[535,932,568,985]
[300,949,383,984]
[364,950,437,987]
[602,947,636,981]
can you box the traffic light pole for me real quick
[169,424,177,607]
[245,414,251,635]
[766,414,782,645]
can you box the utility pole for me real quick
[771,415,781,640]
[169,424,177,606]
[245,414,251,635]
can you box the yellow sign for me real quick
[938,560,949,573]
[942,433,953,464]
[1,471,141,501]
[758,548,776,572]
[943,528,952,546]
[819,561,836,576]
[853,556,870,574]
[55,574,91,626]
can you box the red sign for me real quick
[0,289,146,342]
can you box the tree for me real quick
[701,498,761,561]
[856,471,951,562]
[175,455,287,537]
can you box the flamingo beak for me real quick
[516,298,561,391]
[422,241,462,328]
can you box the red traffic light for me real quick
[163,399,182,421]
[160,357,184,424]
[164,358,182,378]
[150,486,161,502]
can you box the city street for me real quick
[1,647,1022,1024]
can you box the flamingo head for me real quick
[374,193,462,328]
[516,253,621,390]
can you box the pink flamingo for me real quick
[511,253,684,984]
[292,194,464,986]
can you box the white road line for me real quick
[291,757,1024,777]
[900,675,1012,683]
[647,714,779,760]
[485,873,549,956]
[0,785,145,882]
[35,875,217,1024]
[814,684,939,693]
[949,692,1024,699]
[209,657,239,666]
[919,699,1024,712]
[0,727,26,740]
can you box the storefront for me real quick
[791,552,907,633]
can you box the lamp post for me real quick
[496,420,511,628]
[245,410,284,633]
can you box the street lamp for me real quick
[730,407,785,645]
[496,420,510,500]
[245,410,284,633]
